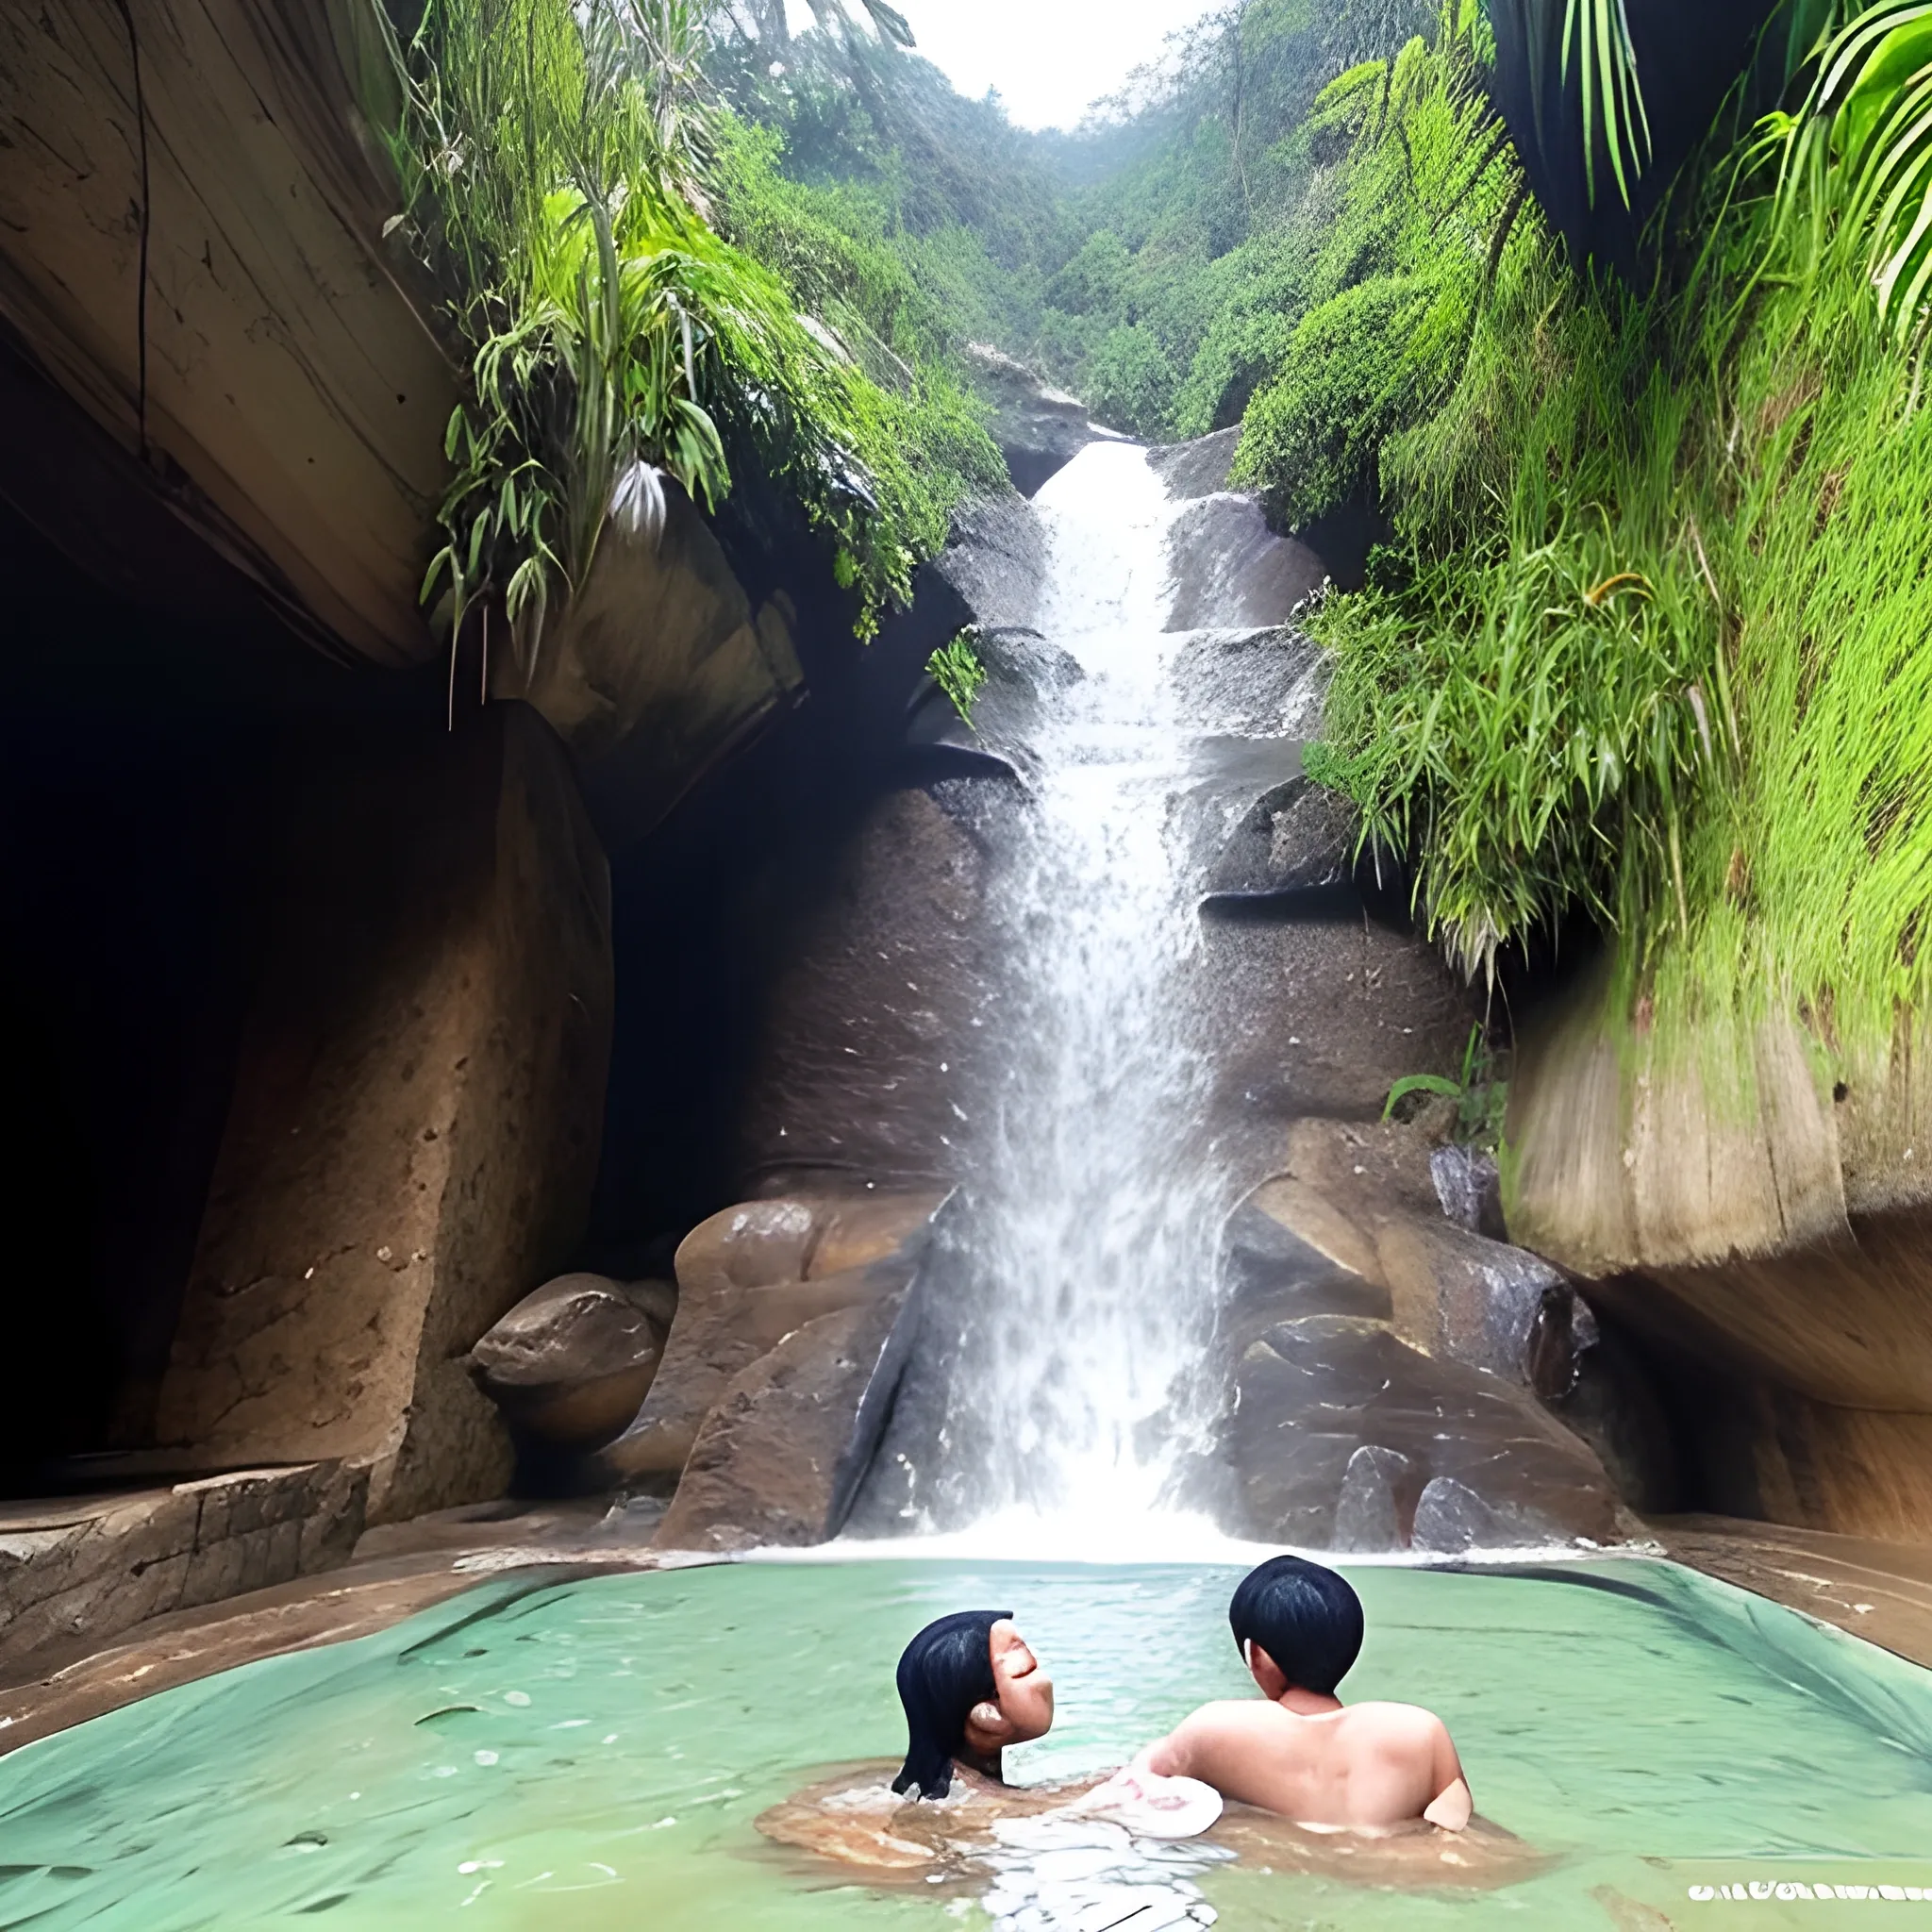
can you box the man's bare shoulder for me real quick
[1336,1702,1454,1751]
[1172,1699,1286,1736]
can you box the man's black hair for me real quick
[1228,1556,1363,1696]
[891,1609,1010,1800]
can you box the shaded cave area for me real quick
[0,499,431,1495]
[0,438,950,1510]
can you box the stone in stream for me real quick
[654,1290,923,1552]
[1200,773,1359,902]
[961,343,1127,495]
[1216,1119,1654,1551]
[466,1274,674,1454]
[905,625,1085,778]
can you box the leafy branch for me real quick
[927,633,989,724]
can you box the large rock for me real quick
[1195,899,1470,1191]
[962,343,1126,496]
[654,1289,923,1551]
[925,492,1047,636]
[1151,427,1380,606]
[1218,1119,1649,1550]
[154,704,613,1524]
[905,626,1084,778]
[0,0,455,667]
[1507,973,1932,1537]
[601,1191,946,1487]
[491,491,805,854]
[1165,493,1332,632]
[467,1274,674,1453]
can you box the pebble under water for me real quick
[2,1558,1931,1929]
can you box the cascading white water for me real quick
[886,441,1240,1542]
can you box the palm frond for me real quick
[1773,0,1932,347]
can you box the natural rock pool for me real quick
[2,1557,1930,1928]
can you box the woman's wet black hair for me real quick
[1228,1555,1363,1696]
[891,1609,1010,1800]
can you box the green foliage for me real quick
[1086,325,1183,439]
[1307,502,1728,980]
[715,0,1436,441]
[1383,1072,1462,1112]
[1295,0,1932,1071]
[1228,23,1526,527]
[1045,231,1135,318]
[1383,1027,1507,1145]
[371,0,992,669]
[927,634,990,723]
[1486,0,1652,210]
[1231,275,1452,525]
[1772,0,1932,349]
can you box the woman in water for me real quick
[891,1609,1056,1798]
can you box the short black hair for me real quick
[1228,1556,1363,1696]
[891,1609,1009,1800]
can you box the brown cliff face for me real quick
[1507,974,1932,1541]
[154,704,614,1524]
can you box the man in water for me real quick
[1131,1555,1474,1832]
[891,1610,1056,1798]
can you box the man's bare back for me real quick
[1139,1692,1472,1831]
[1137,1553,1474,1834]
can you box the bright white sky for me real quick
[787,1,1215,131]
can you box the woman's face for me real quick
[961,1619,1055,1757]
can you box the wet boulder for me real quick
[467,1274,674,1454]
[962,343,1126,495]
[1216,1119,1652,1552]
[1152,426,1378,618]
[1200,772,1361,903]
[905,626,1085,777]
[598,1191,946,1490]
[1232,1313,1626,1552]
[1172,627,1327,748]
[654,1289,923,1551]
[1165,492,1330,632]
[927,491,1048,636]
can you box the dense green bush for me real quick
[1230,275,1450,525]
[1301,0,1932,1073]
[371,0,1005,662]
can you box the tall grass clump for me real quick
[370,0,998,670]
[1229,18,1533,526]
[1295,0,1932,1078]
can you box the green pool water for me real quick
[1,1557,1930,1929]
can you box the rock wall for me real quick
[489,491,807,855]
[1507,975,1932,1540]
[154,703,613,1523]
[0,1463,365,1674]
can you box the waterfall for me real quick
[856,442,1244,1545]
